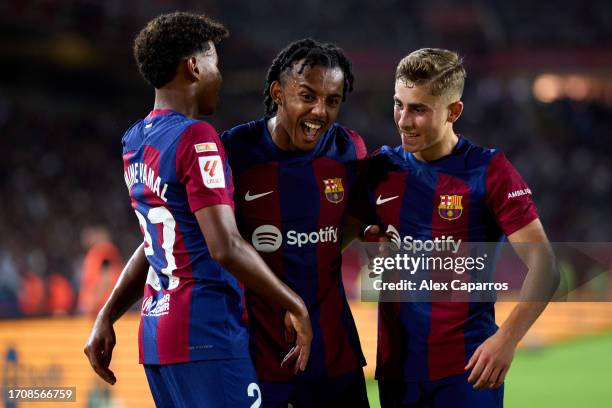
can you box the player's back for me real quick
[121,109,249,365]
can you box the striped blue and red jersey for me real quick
[368,136,538,382]
[221,118,367,381]
[121,109,249,365]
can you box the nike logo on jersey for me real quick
[376,195,399,205]
[245,190,274,202]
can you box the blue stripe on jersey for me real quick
[278,160,327,376]
[131,177,161,364]
[400,170,436,381]
[142,292,162,364]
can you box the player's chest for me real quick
[234,158,350,226]
[374,169,487,228]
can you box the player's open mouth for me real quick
[301,120,323,142]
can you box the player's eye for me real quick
[301,93,315,102]
[328,98,341,108]
[393,100,402,108]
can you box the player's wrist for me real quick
[496,325,521,347]
[288,297,308,319]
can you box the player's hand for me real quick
[363,224,397,276]
[465,331,516,389]
[281,307,312,374]
[84,314,117,385]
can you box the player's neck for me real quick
[153,88,199,119]
[267,116,293,151]
[413,131,459,162]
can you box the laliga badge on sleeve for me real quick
[199,155,226,188]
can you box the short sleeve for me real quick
[176,121,233,213]
[486,152,539,236]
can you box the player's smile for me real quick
[270,62,344,151]
[299,117,325,144]
[399,130,421,146]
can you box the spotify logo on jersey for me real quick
[252,225,283,252]
[251,224,339,253]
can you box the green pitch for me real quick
[366,331,612,407]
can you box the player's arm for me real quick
[84,244,148,385]
[195,204,312,372]
[466,218,558,389]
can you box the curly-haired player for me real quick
[83,12,312,408]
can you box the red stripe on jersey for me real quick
[312,157,359,377]
[141,145,192,363]
[122,151,138,209]
[235,162,289,381]
[345,128,368,159]
[176,122,234,213]
[486,153,539,236]
[155,281,192,363]
[374,170,408,381]
[427,173,471,380]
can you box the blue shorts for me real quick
[378,372,504,408]
[144,358,261,407]
[261,368,369,408]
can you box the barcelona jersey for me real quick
[221,118,367,381]
[367,136,538,381]
[121,109,249,365]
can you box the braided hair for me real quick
[263,38,354,116]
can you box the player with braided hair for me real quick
[222,38,370,407]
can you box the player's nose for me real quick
[311,98,327,119]
[396,109,412,129]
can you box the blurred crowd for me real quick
[0,0,610,318]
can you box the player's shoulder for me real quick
[317,123,368,160]
[121,118,145,151]
[333,124,368,159]
[459,136,503,169]
[220,118,265,147]
[371,144,405,164]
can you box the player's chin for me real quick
[401,141,422,153]
[294,132,320,151]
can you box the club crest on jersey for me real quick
[323,178,344,203]
[438,195,463,220]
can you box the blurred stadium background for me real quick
[1,1,611,407]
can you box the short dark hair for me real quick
[396,48,466,99]
[133,12,229,89]
[263,38,354,116]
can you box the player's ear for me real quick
[185,56,200,82]
[447,100,463,123]
[269,81,283,108]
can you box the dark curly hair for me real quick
[133,12,229,89]
[263,38,354,116]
